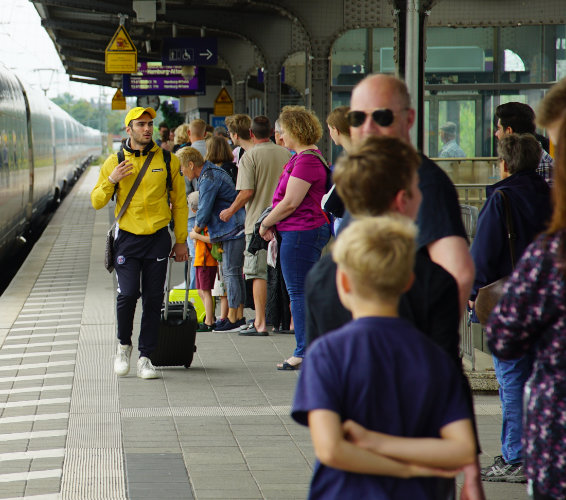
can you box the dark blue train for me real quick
[0,63,102,261]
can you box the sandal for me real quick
[277,358,302,371]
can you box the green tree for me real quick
[106,110,125,135]
[160,101,184,128]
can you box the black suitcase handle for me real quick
[163,257,189,321]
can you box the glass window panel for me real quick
[556,26,566,79]
[331,29,368,86]
[499,26,549,83]
[371,28,395,73]
[425,27,495,84]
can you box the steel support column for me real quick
[264,63,281,125]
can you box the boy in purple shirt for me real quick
[292,216,476,499]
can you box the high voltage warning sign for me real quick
[214,88,233,116]
[105,26,137,74]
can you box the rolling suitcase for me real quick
[150,259,198,368]
[168,288,214,324]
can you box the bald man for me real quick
[347,74,474,317]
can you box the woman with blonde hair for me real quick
[259,106,331,370]
[173,123,190,153]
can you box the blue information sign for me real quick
[162,38,218,66]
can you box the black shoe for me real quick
[213,320,241,332]
[197,323,213,332]
[481,456,526,483]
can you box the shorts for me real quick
[244,233,267,280]
[212,265,225,297]
[195,266,217,290]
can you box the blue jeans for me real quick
[493,354,533,464]
[280,224,331,358]
[221,236,246,309]
[186,217,196,289]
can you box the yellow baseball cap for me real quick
[124,107,157,127]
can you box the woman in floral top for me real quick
[486,123,566,500]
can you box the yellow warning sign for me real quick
[213,88,233,116]
[105,26,137,74]
[111,88,127,110]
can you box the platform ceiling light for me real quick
[180,66,196,80]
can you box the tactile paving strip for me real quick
[121,405,293,418]
[0,171,126,499]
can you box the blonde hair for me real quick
[225,114,251,140]
[176,146,204,168]
[332,215,416,302]
[189,119,207,139]
[174,124,190,145]
[278,105,323,145]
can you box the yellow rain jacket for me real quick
[91,143,188,244]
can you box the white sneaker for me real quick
[137,356,158,379]
[114,344,132,376]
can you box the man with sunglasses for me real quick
[305,74,482,500]
[347,74,474,318]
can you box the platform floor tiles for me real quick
[0,167,530,499]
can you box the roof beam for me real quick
[55,38,107,52]
[60,48,105,63]
[32,0,135,16]
[41,18,118,37]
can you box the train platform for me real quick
[0,166,528,500]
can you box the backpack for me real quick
[298,150,333,225]
[113,146,172,200]
[220,161,239,187]
[300,150,333,194]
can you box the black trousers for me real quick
[114,227,171,357]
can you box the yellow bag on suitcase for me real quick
[168,289,213,324]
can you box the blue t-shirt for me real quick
[417,155,467,250]
[292,316,470,500]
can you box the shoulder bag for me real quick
[105,151,155,273]
[475,190,516,326]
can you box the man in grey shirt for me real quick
[220,116,291,335]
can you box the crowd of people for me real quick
[90,72,566,499]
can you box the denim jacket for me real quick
[196,161,245,241]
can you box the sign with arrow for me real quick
[162,38,218,66]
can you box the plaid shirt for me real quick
[537,150,554,186]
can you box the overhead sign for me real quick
[105,25,137,74]
[213,88,233,116]
[122,62,206,96]
[111,88,126,110]
[162,38,218,66]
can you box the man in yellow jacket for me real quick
[91,107,188,379]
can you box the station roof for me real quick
[31,0,296,90]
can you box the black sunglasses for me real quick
[347,109,395,128]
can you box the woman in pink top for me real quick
[259,106,331,370]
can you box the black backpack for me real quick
[300,150,333,194]
[220,161,239,187]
